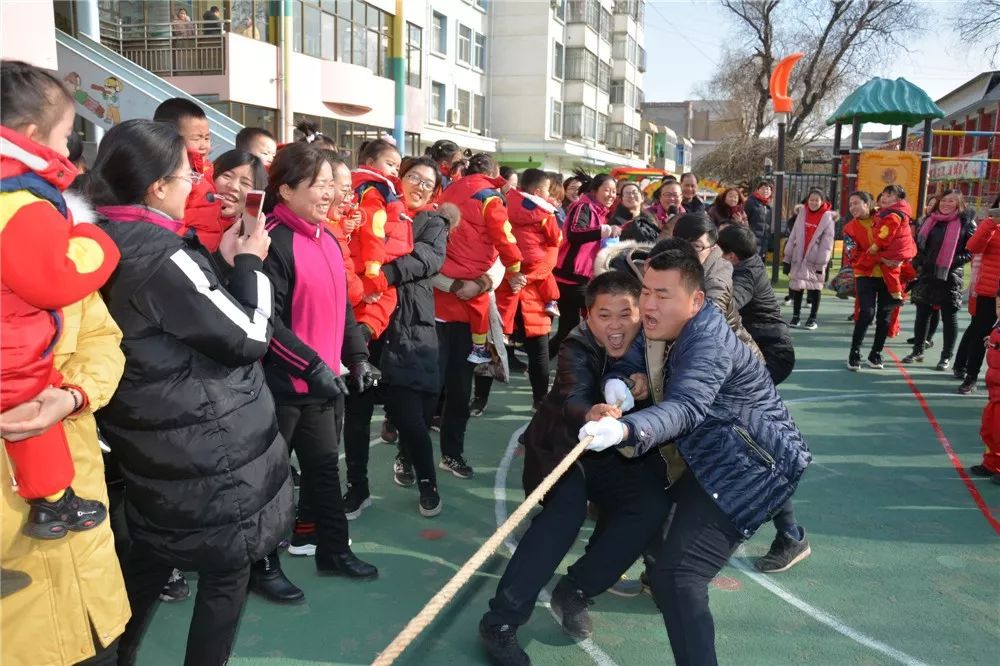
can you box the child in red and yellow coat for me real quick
[861,186,917,304]
[1,64,120,539]
[970,315,1000,483]
[437,154,523,364]
[350,140,413,339]
[153,98,226,250]
[496,169,561,340]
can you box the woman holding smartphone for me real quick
[213,149,267,233]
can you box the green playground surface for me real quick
[138,296,999,665]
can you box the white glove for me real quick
[603,378,634,412]
[600,224,613,238]
[579,416,627,452]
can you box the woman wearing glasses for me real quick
[85,119,291,665]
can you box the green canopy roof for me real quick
[826,77,944,126]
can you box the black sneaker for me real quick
[957,378,977,395]
[550,577,594,639]
[953,366,966,380]
[478,618,531,666]
[470,396,487,417]
[905,336,934,349]
[380,418,398,444]
[393,455,415,487]
[159,569,190,602]
[847,348,862,371]
[440,455,474,479]
[429,415,442,432]
[866,351,884,369]
[789,317,801,328]
[969,464,997,477]
[287,529,316,556]
[902,351,924,364]
[23,486,107,540]
[754,529,812,573]
[639,569,651,595]
[343,484,372,520]
[803,317,818,330]
[935,356,951,371]
[290,464,300,489]
[418,480,442,517]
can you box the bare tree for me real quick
[699,1,924,143]
[956,0,1000,64]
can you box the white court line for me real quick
[496,422,929,666]
[784,391,983,404]
[494,424,619,666]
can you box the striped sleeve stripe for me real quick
[168,250,271,343]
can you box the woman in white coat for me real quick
[782,188,836,329]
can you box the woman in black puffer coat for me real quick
[378,156,453,517]
[903,189,976,370]
[89,120,291,666]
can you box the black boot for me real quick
[249,551,305,604]
[478,617,531,666]
[316,549,378,580]
[24,486,107,540]
[550,577,594,639]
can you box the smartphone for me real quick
[241,190,265,236]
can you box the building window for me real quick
[567,0,600,31]
[597,112,608,143]
[431,81,446,123]
[476,0,488,9]
[554,0,565,21]
[457,24,473,65]
[553,41,564,79]
[599,7,612,42]
[610,79,624,104]
[564,103,582,138]
[473,93,486,131]
[551,99,563,137]
[566,48,598,86]
[473,33,486,70]
[293,0,393,77]
[231,0,270,42]
[583,106,596,139]
[210,101,278,138]
[598,61,611,94]
[432,11,447,54]
[457,88,471,127]
[612,33,638,66]
[407,23,422,87]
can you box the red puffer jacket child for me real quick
[325,208,364,309]
[496,189,561,337]
[977,323,1000,476]
[349,168,413,338]
[0,125,120,507]
[177,149,226,251]
[857,199,916,300]
[436,173,522,356]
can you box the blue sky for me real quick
[644,1,995,106]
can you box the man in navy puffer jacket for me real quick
[581,245,811,666]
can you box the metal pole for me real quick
[899,125,908,150]
[829,122,842,211]
[916,118,932,217]
[771,113,786,284]
[847,116,861,200]
[280,0,293,143]
[390,0,406,149]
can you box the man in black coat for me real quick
[479,271,672,666]
[718,224,811,574]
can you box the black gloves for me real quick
[782,262,791,275]
[304,359,349,399]
[348,360,381,393]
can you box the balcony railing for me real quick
[99,18,229,76]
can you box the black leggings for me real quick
[790,289,821,319]
[549,282,587,357]
[912,303,959,358]
[958,295,997,381]
[851,277,896,353]
[384,385,437,485]
[474,336,551,405]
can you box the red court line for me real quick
[886,349,1000,536]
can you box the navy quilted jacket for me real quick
[613,302,811,538]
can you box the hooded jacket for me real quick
[507,189,561,269]
[965,216,999,298]
[731,253,794,372]
[177,149,225,252]
[439,173,522,279]
[783,204,836,291]
[613,303,811,538]
[96,206,292,571]
[377,206,450,393]
[554,193,611,284]
[0,127,121,406]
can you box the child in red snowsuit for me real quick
[861,189,917,303]
[496,170,561,338]
[350,140,413,339]
[437,159,523,364]
[1,104,120,539]
[972,321,1000,481]
[153,98,225,250]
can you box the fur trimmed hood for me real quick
[593,239,654,280]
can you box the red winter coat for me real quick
[177,150,226,251]
[0,126,120,405]
[324,215,364,308]
[967,217,1000,298]
[439,173,522,279]
[507,189,561,269]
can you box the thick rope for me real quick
[371,434,596,666]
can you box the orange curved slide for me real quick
[769,53,803,114]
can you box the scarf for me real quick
[752,191,771,206]
[96,204,184,234]
[802,202,831,250]
[917,211,962,281]
[647,200,685,223]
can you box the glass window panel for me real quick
[352,21,366,66]
[474,33,485,69]
[336,0,351,18]
[431,81,445,122]
[337,16,351,61]
[474,94,485,130]
[432,12,446,53]
[367,28,380,74]
[553,41,564,79]
[321,11,335,60]
[457,89,471,126]
[292,0,303,52]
